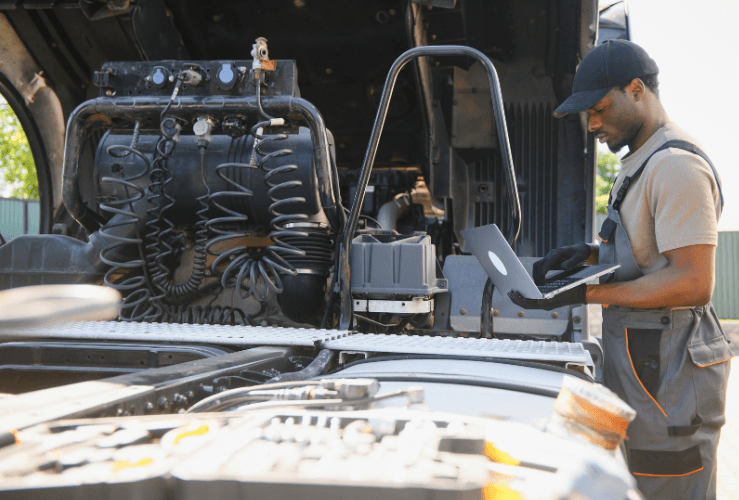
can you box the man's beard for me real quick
[608,139,627,154]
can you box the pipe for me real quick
[480,277,497,339]
[62,95,343,233]
[265,349,335,384]
[376,194,411,231]
[338,45,522,330]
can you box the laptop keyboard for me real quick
[537,277,582,294]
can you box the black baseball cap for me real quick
[553,40,659,118]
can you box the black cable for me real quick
[321,372,561,399]
[255,78,276,121]
[480,277,497,339]
[160,73,185,121]
[194,388,413,414]
[354,314,406,329]
[187,380,321,413]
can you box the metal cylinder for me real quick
[94,128,322,230]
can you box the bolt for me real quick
[493,309,500,317]
[158,397,169,409]
[552,312,558,319]
[518,311,524,317]
[169,75,175,82]
[573,316,581,324]
[105,89,113,96]
[116,407,124,416]
[173,394,188,407]
[204,269,211,277]
[144,402,154,412]
[460,308,467,315]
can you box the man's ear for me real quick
[625,78,646,102]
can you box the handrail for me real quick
[339,45,521,329]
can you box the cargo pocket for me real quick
[686,307,733,368]
[630,445,703,477]
[687,307,733,420]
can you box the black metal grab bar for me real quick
[338,45,522,330]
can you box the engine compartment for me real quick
[0,43,453,334]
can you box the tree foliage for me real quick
[0,97,37,199]
[596,151,620,213]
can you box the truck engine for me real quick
[0,39,461,334]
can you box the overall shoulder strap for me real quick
[610,139,724,214]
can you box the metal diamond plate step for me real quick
[321,334,592,364]
[4,321,352,347]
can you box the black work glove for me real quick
[532,243,595,285]
[508,285,587,311]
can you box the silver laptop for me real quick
[461,224,619,299]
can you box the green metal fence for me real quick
[714,231,739,320]
[0,197,39,240]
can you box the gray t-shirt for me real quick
[611,122,722,275]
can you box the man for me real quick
[509,40,732,500]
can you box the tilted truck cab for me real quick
[0,2,639,498]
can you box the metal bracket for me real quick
[17,73,47,105]
[93,68,117,88]
[353,298,434,314]
[338,351,371,365]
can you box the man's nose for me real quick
[587,115,601,132]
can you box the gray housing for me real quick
[350,233,447,299]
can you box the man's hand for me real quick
[532,243,596,285]
[508,284,587,311]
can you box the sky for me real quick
[623,0,739,231]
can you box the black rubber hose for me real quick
[62,95,343,233]
[480,277,496,339]
[265,348,335,384]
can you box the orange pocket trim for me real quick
[625,328,667,417]
[696,354,734,368]
[633,466,703,478]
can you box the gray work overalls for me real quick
[597,140,733,500]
